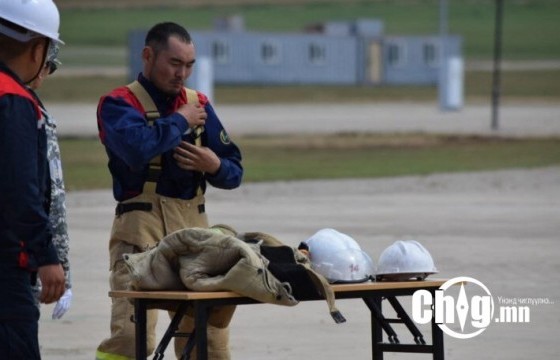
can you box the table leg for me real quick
[370,296,384,360]
[431,318,444,360]
[431,289,444,360]
[194,301,210,360]
[134,299,147,360]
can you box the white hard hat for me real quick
[376,240,438,281]
[303,228,375,284]
[0,0,64,44]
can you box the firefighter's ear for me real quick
[142,46,154,65]
[142,45,155,78]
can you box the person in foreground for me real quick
[0,0,66,358]
[95,22,243,360]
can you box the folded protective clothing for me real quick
[123,225,345,323]
[238,230,345,323]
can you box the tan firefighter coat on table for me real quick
[123,225,345,323]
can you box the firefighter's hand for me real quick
[37,264,65,304]
[176,103,207,129]
[174,141,221,174]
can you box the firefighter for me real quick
[95,22,243,360]
[0,0,66,358]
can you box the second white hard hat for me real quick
[376,240,438,281]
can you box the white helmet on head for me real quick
[0,0,63,44]
[376,240,438,281]
[302,228,375,284]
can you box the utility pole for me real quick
[438,0,448,110]
[491,0,504,130]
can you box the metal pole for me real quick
[439,0,448,36]
[491,0,504,130]
[438,0,448,110]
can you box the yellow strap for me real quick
[126,80,159,117]
[127,81,161,193]
[185,88,204,196]
[184,88,202,147]
[185,87,199,107]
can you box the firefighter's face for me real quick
[144,36,195,96]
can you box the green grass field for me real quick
[57,0,560,60]
[60,134,560,191]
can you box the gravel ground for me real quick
[38,166,560,359]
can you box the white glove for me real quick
[52,288,72,320]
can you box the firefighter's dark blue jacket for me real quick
[0,63,60,271]
[97,74,243,201]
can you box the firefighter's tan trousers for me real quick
[96,193,235,360]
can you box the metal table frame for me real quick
[110,280,446,360]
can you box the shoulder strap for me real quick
[184,87,199,105]
[126,81,162,193]
[126,80,159,120]
[185,87,204,197]
[184,87,204,147]
[127,81,201,132]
